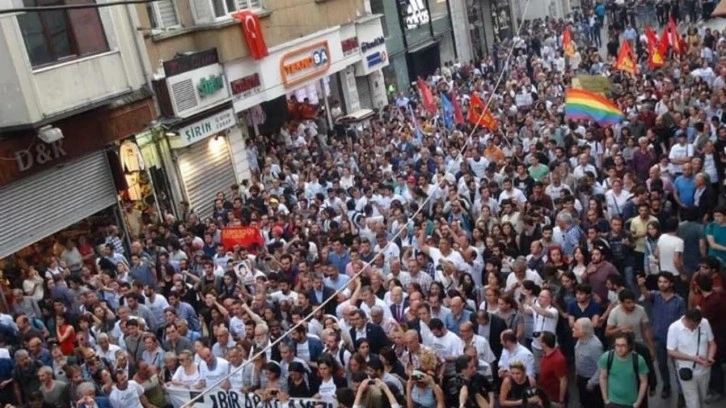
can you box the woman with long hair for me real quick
[315,354,347,401]
[570,246,590,283]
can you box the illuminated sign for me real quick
[361,36,385,52]
[197,74,224,97]
[280,41,331,87]
[230,73,262,100]
[402,0,430,30]
[366,51,387,68]
[341,37,359,56]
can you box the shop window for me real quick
[17,0,109,68]
[146,0,180,31]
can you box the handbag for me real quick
[678,328,701,381]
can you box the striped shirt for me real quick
[646,291,686,342]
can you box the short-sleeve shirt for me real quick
[598,352,649,405]
[607,304,649,343]
[539,348,568,403]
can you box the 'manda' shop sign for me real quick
[173,108,236,148]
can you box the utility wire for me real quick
[178,0,535,406]
[0,0,160,15]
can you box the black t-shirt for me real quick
[460,373,493,408]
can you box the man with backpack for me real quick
[598,332,649,408]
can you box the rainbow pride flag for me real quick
[565,88,623,126]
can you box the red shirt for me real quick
[539,348,568,403]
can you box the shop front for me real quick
[354,16,390,110]
[225,18,390,137]
[0,95,156,262]
[153,49,239,220]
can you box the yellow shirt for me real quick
[630,215,657,253]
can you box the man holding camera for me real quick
[667,308,717,408]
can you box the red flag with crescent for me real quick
[232,10,268,60]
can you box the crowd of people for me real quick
[2,5,726,408]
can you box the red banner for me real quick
[221,226,265,249]
[232,10,268,60]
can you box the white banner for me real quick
[166,386,337,408]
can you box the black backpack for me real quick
[606,350,640,389]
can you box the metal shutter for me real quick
[157,0,179,27]
[356,76,373,110]
[0,151,117,259]
[176,136,236,220]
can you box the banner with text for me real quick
[167,386,337,408]
[221,226,265,249]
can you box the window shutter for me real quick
[157,0,179,27]
[190,0,214,24]
[235,0,260,10]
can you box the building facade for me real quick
[0,1,156,260]
[134,0,390,218]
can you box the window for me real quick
[147,0,180,29]
[211,0,260,18]
[17,0,109,67]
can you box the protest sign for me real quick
[167,386,337,408]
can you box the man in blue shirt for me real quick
[674,163,696,210]
[327,238,350,276]
[445,296,472,335]
[637,272,685,398]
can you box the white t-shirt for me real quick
[657,234,684,276]
[668,143,694,174]
[109,381,144,408]
[199,358,230,385]
[318,377,337,400]
[426,247,466,271]
[295,340,311,363]
[171,365,201,386]
[430,331,464,358]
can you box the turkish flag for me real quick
[233,10,268,60]
[668,16,682,55]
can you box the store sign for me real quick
[402,0,430,30]
[176,108,236,147]
[366,51,387,68]
[15,141,67,172]
[197,74,224,97]
[164,63,231,119]
[280,41,331,87]
[163,48,219,77]
[230,73,263,100]
[341,37,359,56]
[361,36,385,52]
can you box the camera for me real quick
[533,332,541,338]
[524,388,538,398]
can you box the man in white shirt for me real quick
[657,218,685,280]
[498,329,536,380]
[460,321,495,365]
[668,134,694,176]
[667,309,717,408]
[528,289,559,374]
[109,370,146,408]
[198,347,230,388]
[429,318,464,378]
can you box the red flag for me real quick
[668,16,682,55]
[563,26,576,57]
[468,93,498,131]
[645,26,658,51]
[232,10,268,60]
[659,27,670,53]
[615,41,638,75]
[451,90,465,125]
[417,78,436,115]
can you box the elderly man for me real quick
[445,296,472,335]
[369,305,399,338]
[212,327,236,358]
[96,333,121,364]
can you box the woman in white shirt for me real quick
[605,178,629,219]
[22,267,44,302]
[171,350,202,387]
